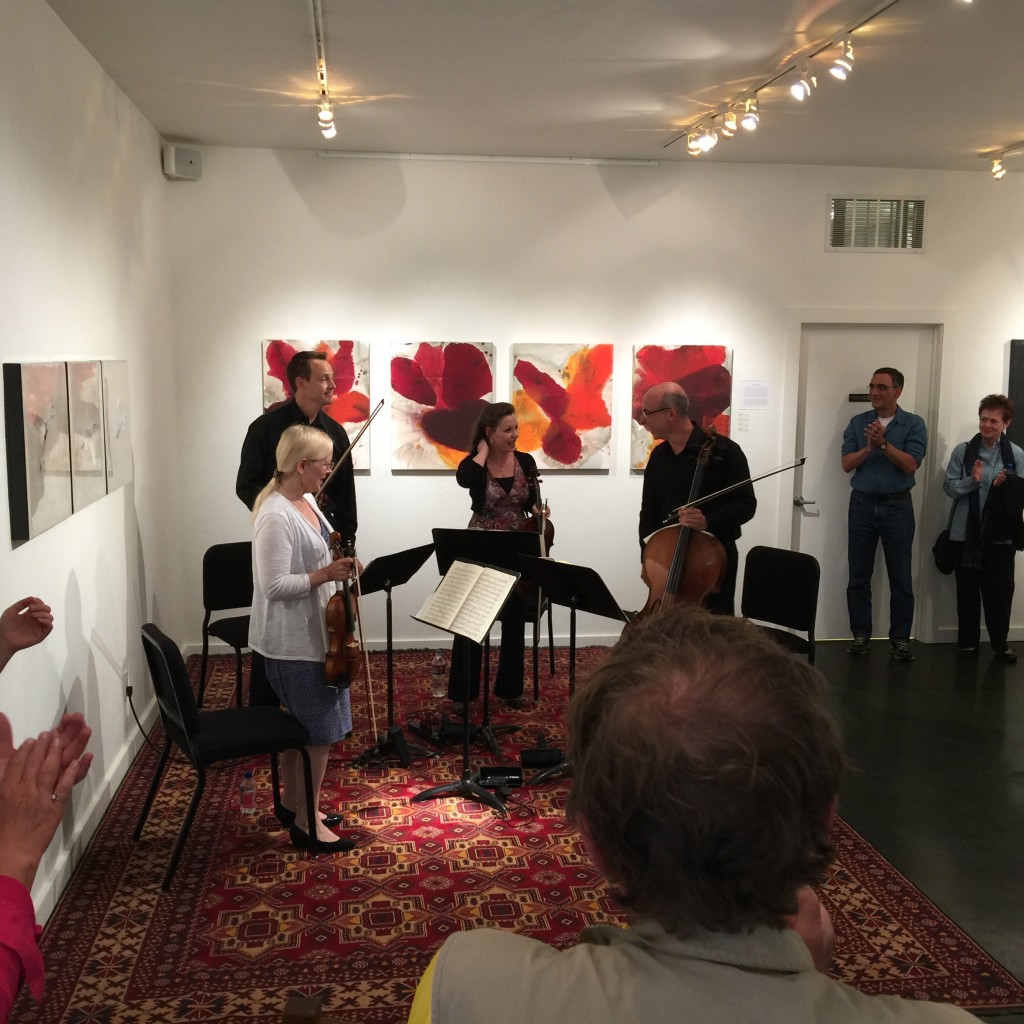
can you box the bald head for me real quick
[644,382,689,417]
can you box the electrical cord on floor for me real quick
[126,684,161,753]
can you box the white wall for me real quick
[167,149,1024,649]
[1,0,183,918]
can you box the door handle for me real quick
[793,496,817,507]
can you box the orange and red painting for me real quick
[511,343,613,471]
[631,344,733,470]
[262,340,371,469]
[390,342,495,470]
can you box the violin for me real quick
[325,533,361,688]
[519,467,554,552]
[634,428,727,621]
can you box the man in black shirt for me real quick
[638,382,756,615]
[236,351,358,542]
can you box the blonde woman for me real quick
[250,424,359,853]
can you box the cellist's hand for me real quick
[677,507,707,531]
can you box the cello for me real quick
[634,427,727,620]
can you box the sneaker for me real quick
[890,639,914,661]
[846,636,870,655]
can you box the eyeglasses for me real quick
[641,406,672,419]
[867,383,893,392]
[309,458,334,471]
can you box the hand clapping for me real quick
[0,597,54,672]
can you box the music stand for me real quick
[431,528,540,748]
[410,558,519,814]
[351,542,436,768]
[517,556,628,785]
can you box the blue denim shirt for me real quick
[942,437,1024,542]
[842,407,927,494]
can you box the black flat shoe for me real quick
[277,806,344,829]
[288,824,355,854]
[995,649,1018,664]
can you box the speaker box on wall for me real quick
[161,145,203,181]
[1008,340,1024,448]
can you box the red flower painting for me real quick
[512,344,613,470]
[631,345,733,469]
[390,342,494,469]
[262,340,371,468]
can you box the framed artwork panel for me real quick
[631,345,733,470]
[262,340,371,470]
[511,343,612,471]
[68,361,107,511]
[3,362,73,541]
[102,360,133,492]
[390,342,494,470]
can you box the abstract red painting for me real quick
[262,340,371,469]
[390,342,495,469]
[511,343,612,470]
[631,344,733,470]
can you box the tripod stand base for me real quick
[528,758,573,786]
[411,769,507,813]
[352,724,435,767]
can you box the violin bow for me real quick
[315,398,385,503]
[349,553,378,744]
[661,457,806,526]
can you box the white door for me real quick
[792,324,939,640]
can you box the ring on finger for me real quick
[51,792,67,805]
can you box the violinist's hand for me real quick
[325,557,356,583]
[530,504,551,519]
[677,507,707,531]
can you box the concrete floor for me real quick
[817,639,1024,1024]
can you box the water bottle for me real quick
[430,650,447,698]
[239,770,258,816]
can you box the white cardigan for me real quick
[249,492,335,662]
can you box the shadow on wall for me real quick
[275,150,408,239]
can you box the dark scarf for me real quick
[962,432,1021,569]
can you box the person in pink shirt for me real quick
[0,598,92,1021]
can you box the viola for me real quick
[519,467,554,552]
[634,428,727,621]
[325,533,361,688]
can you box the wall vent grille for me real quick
[828,197,925,252]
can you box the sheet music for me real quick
[414,559,518,643]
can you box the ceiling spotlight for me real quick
[791,64,817,101]
[829,37,854,80]
[687,131,702,156]
[318,100,334,126]
[721,109,738,137]
[321,120,337,140]
[697,122,719,152]
[741,95,759,130]
[992,158,1006,180]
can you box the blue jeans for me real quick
[847,489,916,641]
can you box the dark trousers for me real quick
[447,592,528,702]
[847,489,916,641]
[955,544,1016,650]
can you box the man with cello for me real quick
[638,382,756,615]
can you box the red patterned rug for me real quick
[12,649,1024,1023]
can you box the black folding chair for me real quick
[199,541,253,707]
[134,623,315,891]
[740,546,820,664]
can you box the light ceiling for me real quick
[42,0,1024,172]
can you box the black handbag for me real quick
[932,528,957,575]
